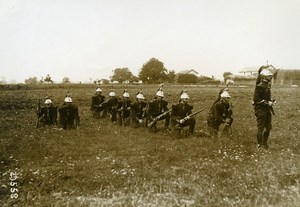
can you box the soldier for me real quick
[117,90,132,126]
[91,87,107,118]
[58,94,80,129]
[207,90,233,138]
[106,90,119,123]
[131,91,148,128]
[148,88,170,132]
[253,66,276,150]
[171,91,195,136]
[37,97,57,127]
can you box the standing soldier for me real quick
[131,91,147,128]
[207,90,233,138]
[117,90,132,126]
[91,87,107,118]
[148,88,170,132]
[37,96,58,127]
[58,94,80,129]
[171,91,196,136]
[106,90,119,123]
[253,66,276,150]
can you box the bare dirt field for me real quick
[1,84,299,207]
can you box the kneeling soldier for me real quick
[171,92,195,136]
[207,90,233,138]
[131,91,147,128]
[37,97,57,127]
[148,88,170,132]
[106,90,119,123]
[117,90,132,126]
[91,87,107,118]
[58,94,80,129]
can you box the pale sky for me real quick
[1,0,300,83]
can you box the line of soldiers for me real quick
[36,87,233,138]
[36,65,276,150]
[36,94,80,130]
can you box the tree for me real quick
[223,72,235,83]
[44,74,53,84]
[139,58,167,84]
[130,75,140,84]
[111,68,133,84]
[177,74,198,84]
[62,77,71,84]
[167,70,176,83]
[25,76,38,85]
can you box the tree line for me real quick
[19,57,300,85]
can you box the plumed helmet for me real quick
[44,99,52,104]
[260,69,273,76]
[180,92,190,99]
[156,87,164,97]
[64,97,73,103]
[109,91,116,97]
[96,87,102,92]
[123,90,130,98]
[220,91,231,98]
[136,93,145,100]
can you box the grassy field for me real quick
[0,84,299,207]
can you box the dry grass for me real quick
[0,84,299,207]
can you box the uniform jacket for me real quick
[107,98,119,113]
[38,105,57,125]
[253,82,272,111]
[91,94,106,110]
[117,99,132,118]
[132,101,147,119]
[59,103,80,124]
[172,103,193,119]
[148,99,169,117]
[207,101,230,124]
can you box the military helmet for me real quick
[45,99,52,104]
[109,91,116,97]
[123,90,130,98]
[260,69,273,76]
[156,88,164,97]
[64,97,73,103]
[136,93,145,100]
[220,91,231,98]
[180,92,189,99]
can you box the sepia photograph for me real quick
[1,0,300,206]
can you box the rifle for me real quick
[147,110,172,128]
[177,109,204,124]
[35,99,41,128]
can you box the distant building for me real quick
[239,67,259,77]
[177,69,199,76]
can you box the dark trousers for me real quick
[175,118,196,134]
[255,109,272,147]
[207,121,221,138]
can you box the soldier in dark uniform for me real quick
[58,95,80,129]
[91,87,107,118]
[131,91,148,128]
[106,90,119,123]
[171,92,195,135]
[117,90,132,126]
[37,97,58,127]
[253,66,275,150]
[207,90,233,138]
[148,88,170,132]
